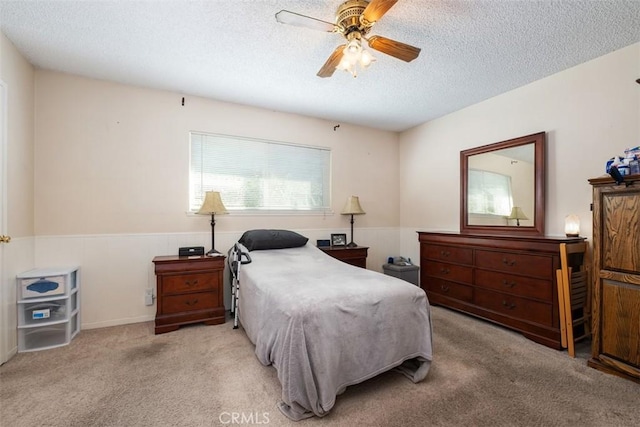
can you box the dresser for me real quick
[319,246,368,268]
[152,255,226,334]
[418,232,584,349]
[588,175,640,383]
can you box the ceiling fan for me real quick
[275,0,421,78]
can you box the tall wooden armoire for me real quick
[588,174,640,383]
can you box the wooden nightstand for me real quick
[319,246,368,268]
[152,255,225,334]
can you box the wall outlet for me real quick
[144,288,154,306]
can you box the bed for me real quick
[234,230,433,421]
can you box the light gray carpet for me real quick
[1,306,638,427]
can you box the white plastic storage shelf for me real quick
[16,266,80,352]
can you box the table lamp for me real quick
[341,196,366,248]
[197,191,228,254]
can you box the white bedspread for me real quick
[238,244,433,420]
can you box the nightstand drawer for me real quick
[162,291,217,314]
[163,273,215,294]
[474,288,552,326]
[475,270,552,302]
[319,246,368,269]
[475,250,552,279]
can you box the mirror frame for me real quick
[460,132,546,236]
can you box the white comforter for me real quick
[238,243,433,420]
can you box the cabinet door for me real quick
[602,280,640,367]
[602,192,640,273]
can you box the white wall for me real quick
[33,71,401,329]
[398,42,640,263]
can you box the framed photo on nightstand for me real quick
[331,233,347,247]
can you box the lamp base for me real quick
[565,233,580,238]
[206,248,221,255]
[346,241,358,248]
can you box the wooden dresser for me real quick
[152,255,226,334]
[588,175,640,383]
[418,232,584,349]
[319,246,368,268]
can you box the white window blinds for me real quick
[189,132,331,212]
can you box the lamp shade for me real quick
[197,191,228,215]
[507,206,528,220]
[565,214,580,237]
[341,196,366,215]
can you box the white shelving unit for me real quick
[16,266,80,352]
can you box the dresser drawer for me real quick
[475,270,552,302]
[423,244,473,265]
[424,260,473,284]
[425,277,473,302]
[163,273,215,294]
[475,250,552,279]
[162,291,217,314]
[474,288,552,326]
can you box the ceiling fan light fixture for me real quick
[360,49,375,67]
[337,37,375,77]
[346,38,362,54]
[279,0,419,78]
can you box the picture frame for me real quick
[331,233,347,247]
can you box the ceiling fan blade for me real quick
[362,0,398,24]
[317,45,346,78]
[367,35,421,62]
[275,10,338,32]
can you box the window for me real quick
[189,132,331,213]
[467,169,513,216]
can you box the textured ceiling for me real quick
[1,0,639,132]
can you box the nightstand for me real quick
[152,255,225,334]
[319,246,368,268]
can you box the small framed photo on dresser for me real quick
[331,233,347,247]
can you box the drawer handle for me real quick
[440,267,450,274]
[502,279,516,288]
[440,284,450,293]
[440,250,451,257]
[501,258,516,267]
[184,279,199,287]
[185,299,199,306]
[502,300,516,309]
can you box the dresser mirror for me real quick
[460,132,545,236]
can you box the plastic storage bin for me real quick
[18,323,68,352]
[20,274,67,298]
[382,263,420,286]
[16,266,80,352]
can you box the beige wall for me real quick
[32,71,401,329]
[0,32,36,362]
[34,71,400,235]
[1,33,34,238]
[398,42,640,262]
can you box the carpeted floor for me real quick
[1,306,638,427]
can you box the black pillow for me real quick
[238,229,309,251]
